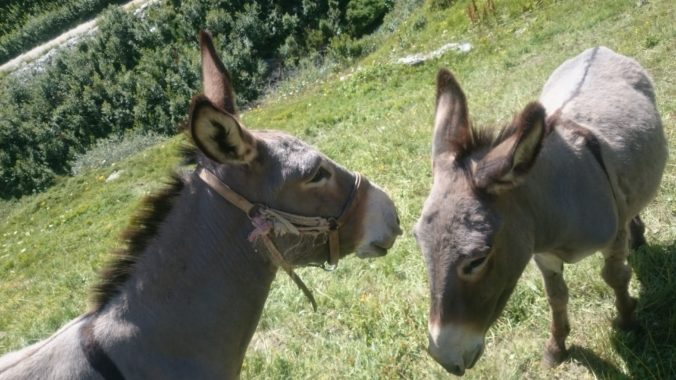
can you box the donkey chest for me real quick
[536,212,617,265]
[530,190,618,262]
[544,247,599,266]
[541,214,617,256]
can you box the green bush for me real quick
[328,34,366,61]
[0,0,128,64]
[346,0,393,37]
[0,0,397,199]
[429,0,455,9]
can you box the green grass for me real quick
[1,0,675,378]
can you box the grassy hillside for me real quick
[0,0,128,64]
[1,0,674,378]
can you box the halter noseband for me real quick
[197,167,365,310]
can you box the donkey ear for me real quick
[433,69,472,159]
[199,30,237,115]
[473,102,546,193]
[189,95,257,164]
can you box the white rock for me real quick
[106,170,124,182]
[396,42,472,66]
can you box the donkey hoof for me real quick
[542,348,568,368]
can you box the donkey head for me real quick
[189,31,401,266]
[414,69,546,375]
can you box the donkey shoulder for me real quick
[540,47,666,218]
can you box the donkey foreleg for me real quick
[534,254,570,367]
[629,215,646,250]
[601,227,638,331]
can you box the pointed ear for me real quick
[199,30,237,115]
[189,95,257,164]
[473,102,546,193]
[433,69,472,159]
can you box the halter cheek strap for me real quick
[198,168,365,311]
[76,169,365,378]
[328,172,363,266]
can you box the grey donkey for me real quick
[0,31,401,379]
[415,47,667,375]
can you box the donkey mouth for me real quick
[357,242,390,258]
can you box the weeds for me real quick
[70,131,167,175]
[466,0,497,24]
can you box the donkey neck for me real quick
[514,127,618,256]
[96,176,277,377]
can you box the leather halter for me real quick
[198,167,366,310]
[77,171,365,379]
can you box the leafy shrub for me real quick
[0,0,398,199]
[429,0,455,9]
[0,0,128,64]
[328,34,366,61]
[346,0,393,38]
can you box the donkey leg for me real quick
[629,215,646,250]
[534,254,570,367]
[601,227,638,331]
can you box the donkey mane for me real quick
[457,119,519,162]
[455,117,529,196]
[89,144,196,310]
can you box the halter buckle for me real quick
[248,203,266,219]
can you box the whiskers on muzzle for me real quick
[356,184,402,258]
[427,322,485,376]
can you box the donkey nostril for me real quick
[467,345,483,369]
[444,364,465,376]
[428,343,465,376]
[465,348,483,368]
[393,216,403,236]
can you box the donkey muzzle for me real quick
[427,322,484,376]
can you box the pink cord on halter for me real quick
[248,215,273,242]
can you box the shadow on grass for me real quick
[567,345,630,380]
[612,243,676,380]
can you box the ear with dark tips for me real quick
[189,95,257,164]
[433,69,472,159]
[199,30,237,115]
[473,102,546,193]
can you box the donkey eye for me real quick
[309,167,331,183]
[462,256,487,275]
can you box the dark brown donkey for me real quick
[414,47,667,375]
[0,32,401,379]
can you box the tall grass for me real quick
[70,131,167,175]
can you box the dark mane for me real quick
[457,120,521,196]
[460,119,518,158]
[89,141,195,310]
[89,174,185,310]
